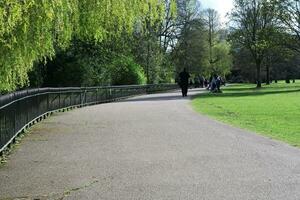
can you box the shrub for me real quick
[108,56,146,85]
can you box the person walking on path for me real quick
[179,68,190,97]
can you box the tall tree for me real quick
[172,0,206,73]
[173,18,207,74]
[201,10,232,77]
[158,0,178,52]
[131,0,177,84]
[230,0,277,87]
[203,9,220,68]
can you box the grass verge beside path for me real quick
[192,81,300,147]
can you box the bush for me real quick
[28,40,147,88]
[108,56,146,85]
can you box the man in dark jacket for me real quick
[179,68,190,97]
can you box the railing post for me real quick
[96,89,98,103]
[58,91,61,109]
[105,88,108,101]
[26,90,29,123]
[69,92,72,107]
[13,93,16,136]
[47,89,49,112]
[80,89,82,106]
[37,89,40,116]
[85,89,87,104]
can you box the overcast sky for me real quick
[199,0,234,23]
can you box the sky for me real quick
[199,0,234,24]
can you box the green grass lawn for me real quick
[192,81,300,147]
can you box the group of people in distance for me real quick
[206,74,224,93]
[177,68,225,97]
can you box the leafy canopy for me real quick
[0,0,175,91]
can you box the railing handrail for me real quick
[0,84,176,108]
[0,83,178,153]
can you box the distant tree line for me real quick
[29,0,233,89]
[229,0,300,87]
[4,0,299,92]
[0,0,235,93]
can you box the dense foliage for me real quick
[0,0,175,91]
[4,0,300,92]
[107,56,146,85]
[172,2,232,79]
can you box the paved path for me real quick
[0,89,300,200]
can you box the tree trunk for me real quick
[146,40,150,84]
[256,60,262,88]
[266,63,270,85]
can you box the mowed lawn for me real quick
[192,81,300,147]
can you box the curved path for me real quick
[0,89,300,200]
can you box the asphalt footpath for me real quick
[0,88,299,200]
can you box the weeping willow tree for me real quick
[0,0,176,91]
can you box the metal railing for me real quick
[0,84,178,153]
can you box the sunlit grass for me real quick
[192,81,300,147]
